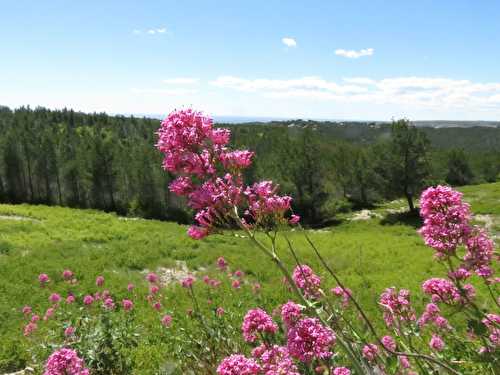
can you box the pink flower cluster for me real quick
[418,303,451,330]
[253,345,300,375]
[422,278,475,304]
[419,185,496,280]
[292,264,321,299]
[379,288,416,328]
[156,109,298,239]
[482,314,500,347]
[331,286,352,308]
[419,185,471,257]
[429,334,445,352]
[242,308,278,342]
[332,367,351,375]
[43,348,89,375]
[362,343,379,362]
[464,230,495,278]
[280,301,303,327]
[286,317,335,362]
[216,354,261,375]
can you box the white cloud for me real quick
[134,27,169,35]
[210,76,367,95]
[282,37,297,48]
[342,77,376,85]
[210,75,500,110]
[335,48,374,58]
[163,78,199,85]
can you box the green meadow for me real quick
[0,182,498,372]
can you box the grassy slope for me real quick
[0,182,498,370]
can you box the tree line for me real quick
[0,106,498,225]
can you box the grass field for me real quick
[0,182,498,372]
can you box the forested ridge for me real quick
[1,105,499,224]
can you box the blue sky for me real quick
[1,0,500,120]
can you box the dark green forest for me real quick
[0,105,499,225]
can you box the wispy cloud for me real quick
[133,27,169,35]
[210,75,500,110]
[210,76,366,95]
[335,48,374,58]
[282,37,297,48]
[163,78,199,85]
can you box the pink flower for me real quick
[44,307,55,321]
[332,367,351,375]
[254,345,300,375]
[210,279,222,288]
[331,286,352,308]
[464,230,495,278]
[64,326,75,337]
[43,348,89,375]
[429,334,445,351]
[83,295,94,305]
[217,256,228,271]
[362,343,379,362]
[24,322,37,336]
[210,128,231,145]
[95,275,105,287]
[22,305,32,315]
[122,299,133,311]
[66,295,75,304]
[216,354,261,375]
[418,303,451,329]
[242,308,278,342]
[379,287,415,327]
[482,313,500,347]
[181,276,195,288]
[422,278,467,304]
[49,293,61,304]
[161,314,172,327]
[287,317,335,362]
[150,285,160,294]
[220,150,254,170]
[153,302,162,311]
[231,279,241,289]
[146,272,158,283]
[419,185,471,258]
[292,264,321,299]
[188,225,209,240]
[289,214,300,225]
[281,301,303,327]
[399,355,411,369]
[62,269,73,280]
[157,109,296,239]
[104,298,115,310]
[381,335,396,351]
[216,307,225,317]
[169,176,193,196]
[38,273,50,285]
[234,269,244,278]
[203,275,210,284]
[127,283,134,292]
[31,314,40,323]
